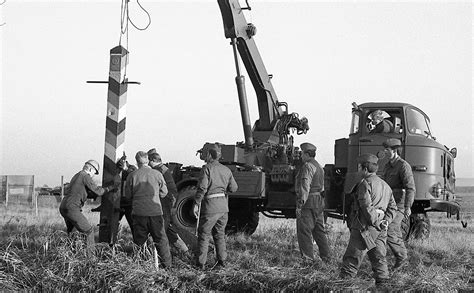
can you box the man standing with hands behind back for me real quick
[295,142,330,263]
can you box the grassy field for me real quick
[1,194,473,291]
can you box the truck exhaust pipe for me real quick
[232,38,254,148]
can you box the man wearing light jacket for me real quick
[124,151,171,268]
[193,144,238,270]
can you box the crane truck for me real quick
[324,102,464,239]
[169,0,465,239]
[170,0,309,235]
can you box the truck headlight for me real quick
[429,183,443,198]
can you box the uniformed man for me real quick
[295,142,330,262]
[124,151,172,268]
[148,148,189,255]
[382,138,416,269]
[193,144,238,270]
[368,110,393,133]
[59,160,116,251]
[89,154,136,238]
[340,153,397,285]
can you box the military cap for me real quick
[357,153,378,164]
[147,148,157,155]
[300,142,317,152]
[147,148,161,160]
[383,138,402,148]
[149,152,162,162]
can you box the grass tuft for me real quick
[1,197,473,291]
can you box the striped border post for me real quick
[98,45,129,244]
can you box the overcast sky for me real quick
[0,0,472,187]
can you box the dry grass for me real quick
[1,196,473,291]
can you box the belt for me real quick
[206,193,226,199]
[309,192,322,196]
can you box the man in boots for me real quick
[193,144,238,270]
[340,153,397,285]
[382,138,415,269]
[148,148,189,255]
[295,142,330,263]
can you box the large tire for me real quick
[226,199,259,235]
[402,213,431,240]
[171,185,198,235]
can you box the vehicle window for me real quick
[350,111,360,134]
[365,109,403,134]
[407,108,431,137]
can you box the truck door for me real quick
[357,108,404,176]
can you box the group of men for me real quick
[59,137,415,281]
[59,144,237,270]
[295,138,415,285]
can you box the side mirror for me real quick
[450,148,457,158]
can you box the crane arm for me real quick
[218,0,285,132]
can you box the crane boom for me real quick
[218,0,283,133]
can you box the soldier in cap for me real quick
[90,154,137,237]
[381,138,415,269]
[147,148,189,255]
[340,153,397,285]
[59,160,118,252]
[368,110,393,133]
[193,144,238,270]
[124,151,172,268]
[295,142,330,262]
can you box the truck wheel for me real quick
[410,213,431,239]
[226,200,259,235]
[171,185,198,235]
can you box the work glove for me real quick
[169,194,177,208]
[295,207,302,219]
[193,202,200,219]
[106,184,119,193]
[404,208,411,219]
[116,152,128,171]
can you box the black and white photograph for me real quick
[0,0,472,291]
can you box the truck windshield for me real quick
[350,111,360,134]
[407,108,432,137]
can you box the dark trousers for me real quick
[197,212,228,266]
[59,208,95,251]
[387,211,408,262]
[119,205,134,234]
[162,205,179,244]
[59,208,93,234]
[341,228,389,281]
[132,215,172,267]
[296,194,330,260]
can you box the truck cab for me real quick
[325,102,460,238]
